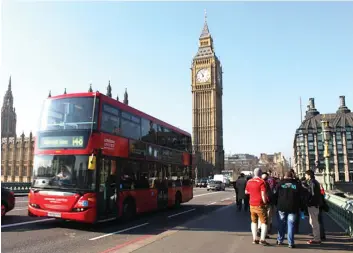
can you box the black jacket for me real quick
[275,178,304,213]
[235,177,247,200]
[303,178,323,207]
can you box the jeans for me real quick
[277,211,297,246]
[294,210,300,233]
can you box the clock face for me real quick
[196,68,210,83]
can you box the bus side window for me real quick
[101,112,120,135]
[121,112,141,140]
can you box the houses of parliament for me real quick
[1,13,225,182]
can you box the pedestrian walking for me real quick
[235,173,248,211]
[245,168,269,246]
[289,169,302,234]
[259,172,275,236]
[274,171,304,248]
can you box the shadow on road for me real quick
[2,201,352,252]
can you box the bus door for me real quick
[156,164,168,209]
[97,157,118,219]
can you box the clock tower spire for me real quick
[191,11,224,178]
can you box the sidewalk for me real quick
[126,204,353,253]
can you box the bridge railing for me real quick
[326,193,353,237]
[1,182,31,195]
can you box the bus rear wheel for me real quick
[122,199,136,222]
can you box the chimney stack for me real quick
[309,98,315,109]
[337,95,351,113]
[339,96,346,107]
[305,97,320,119]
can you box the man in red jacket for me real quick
[245,168,269,246]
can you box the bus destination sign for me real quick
[39,136,84,148]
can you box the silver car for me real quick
[207,180,226,191]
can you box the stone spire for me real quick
[200,9,210,39]
[116,94,119,101]
[194,10,214,59]
[123,88,128,105]
[64,88,67,95]
[2,76,14,109]
[88,83,93,92]
[107,80,112,97]
[1,76,17,138]
[8,75,11,92]
[48,90,51,98]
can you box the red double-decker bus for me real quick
[28,92,193,223]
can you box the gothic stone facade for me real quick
[191,15,225,177]
[1,134,34,182]
[293,96,353,182]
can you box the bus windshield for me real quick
[32,155,96,191]
[39,97,98,131]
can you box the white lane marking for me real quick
[206,202,217,206]
[11,208,27,211]
[1,218,55,228]
[97,217,116,223]
[193,192,222,198]
[221,197,231,201]
[167,208,196,218]
[89,223,149,241]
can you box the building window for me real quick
[347,140,353,150]
[308,134,314,141]
[317,134,322,142]
[318,142,323,150]
[338,155,345,163]
[339,172,345,182]
[336,133,342,141]
[338,162,345,173]
[308,142,315,151]
[346,132,352,140]
[297,134,304,142]
[337,144,343,154]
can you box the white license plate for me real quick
[47,212,61,218]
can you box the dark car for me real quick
[1,187,15,216]
[196,178,208,188]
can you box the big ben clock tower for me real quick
[191,11,224,177]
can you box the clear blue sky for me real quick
[1,1,353,159]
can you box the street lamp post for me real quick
[321,119,333,191]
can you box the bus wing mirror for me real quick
[88,155,96,170]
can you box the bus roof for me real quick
[48,92,191,137]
